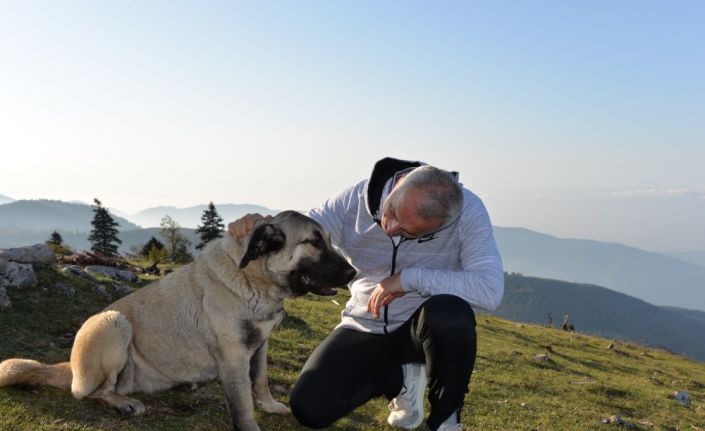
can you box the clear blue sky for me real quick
[1,1,704,252]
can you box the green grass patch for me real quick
[1,265,705,430]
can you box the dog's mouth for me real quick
[300,274,337,296]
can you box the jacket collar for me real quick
[366,157,423,223]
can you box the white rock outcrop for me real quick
[0,257,39,310]
[0,244,54,265]
[85,266,137,283]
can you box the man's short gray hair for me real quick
[397,165,463,226]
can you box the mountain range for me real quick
[1,198,704,313]
[0,200,140,231]
[493,227,705,311]
[665,250,705,267]
[128,204,279,228]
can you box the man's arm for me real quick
[400,195,504,311]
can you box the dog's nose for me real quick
[344,266,357,281]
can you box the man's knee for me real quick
[421,294,476,334]
[290,376,336,429]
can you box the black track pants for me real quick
[290,294,477,431]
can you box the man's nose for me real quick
[385,219,400,235]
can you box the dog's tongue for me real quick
[313,287,337,296]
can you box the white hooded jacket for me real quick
[307,157,504,334]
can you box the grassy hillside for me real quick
[493,273,705,362]
[1,265,704,430]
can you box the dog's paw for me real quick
[259,400,290,415]
[118,398,146,416]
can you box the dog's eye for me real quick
[301,238,323,249]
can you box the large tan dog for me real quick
[0,211,356,431]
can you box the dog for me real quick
[0,211,356,431]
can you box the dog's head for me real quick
[238,211,356,296]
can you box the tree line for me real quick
[46,199,226,265]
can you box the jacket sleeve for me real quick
[305,180,363,248]
[399,195,505,311]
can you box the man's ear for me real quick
[239,224,286,269]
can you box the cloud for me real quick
[611,188,705,199]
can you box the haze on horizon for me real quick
[1,1,703,253]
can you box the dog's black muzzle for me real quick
[289,253,357,297]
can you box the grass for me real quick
[1,264,704,430]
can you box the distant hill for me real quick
[0,200,255,253]
[0,194,14,205]
[0,228,201,254]
[494,226,705,311]
[0,200,140,232]
[665,250,705,268]
[492,273,705,362]
[128,204,279,228]
[3,199,705,313]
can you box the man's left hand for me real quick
[367,273,406,319]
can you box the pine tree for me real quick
[195,202,225,250]
[88,198,122,258]
[46,230,72,256]
[48,231,63,246]
[140,236,164,258]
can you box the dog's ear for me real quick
[239,223,286,268]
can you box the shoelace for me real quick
[388,397,411,412]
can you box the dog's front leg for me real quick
[251,339,289,414]
[216,347,260,431]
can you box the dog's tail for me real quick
[0,358,72,390]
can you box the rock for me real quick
[0,286,10,310]
[53,282,76,297]
[112,283,135,297]
[85,266,138,283]
[674,390,691,406]
[601,415,636,429]
[272,384,289,394]
[62,265,89,278]
[534,353,551,362]
[1,261,38,289]
[92,284,110,298]
[0,260,38,310]
[649,375,663,385]
[607,343,615,350]
[0,244,54,265]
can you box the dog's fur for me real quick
[0,211,356,431]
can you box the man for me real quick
[229,157,504,431]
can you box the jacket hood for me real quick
[365,157,423,223]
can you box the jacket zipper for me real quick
[383,236,406,334]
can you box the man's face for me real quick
[380,184,444,238]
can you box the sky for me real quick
[1,1,704,253]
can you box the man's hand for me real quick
[367,273,406,319]
[227,213,272,241]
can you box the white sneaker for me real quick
[437,424,462,431]
[436,411,462,431]
[387,363,427,429]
